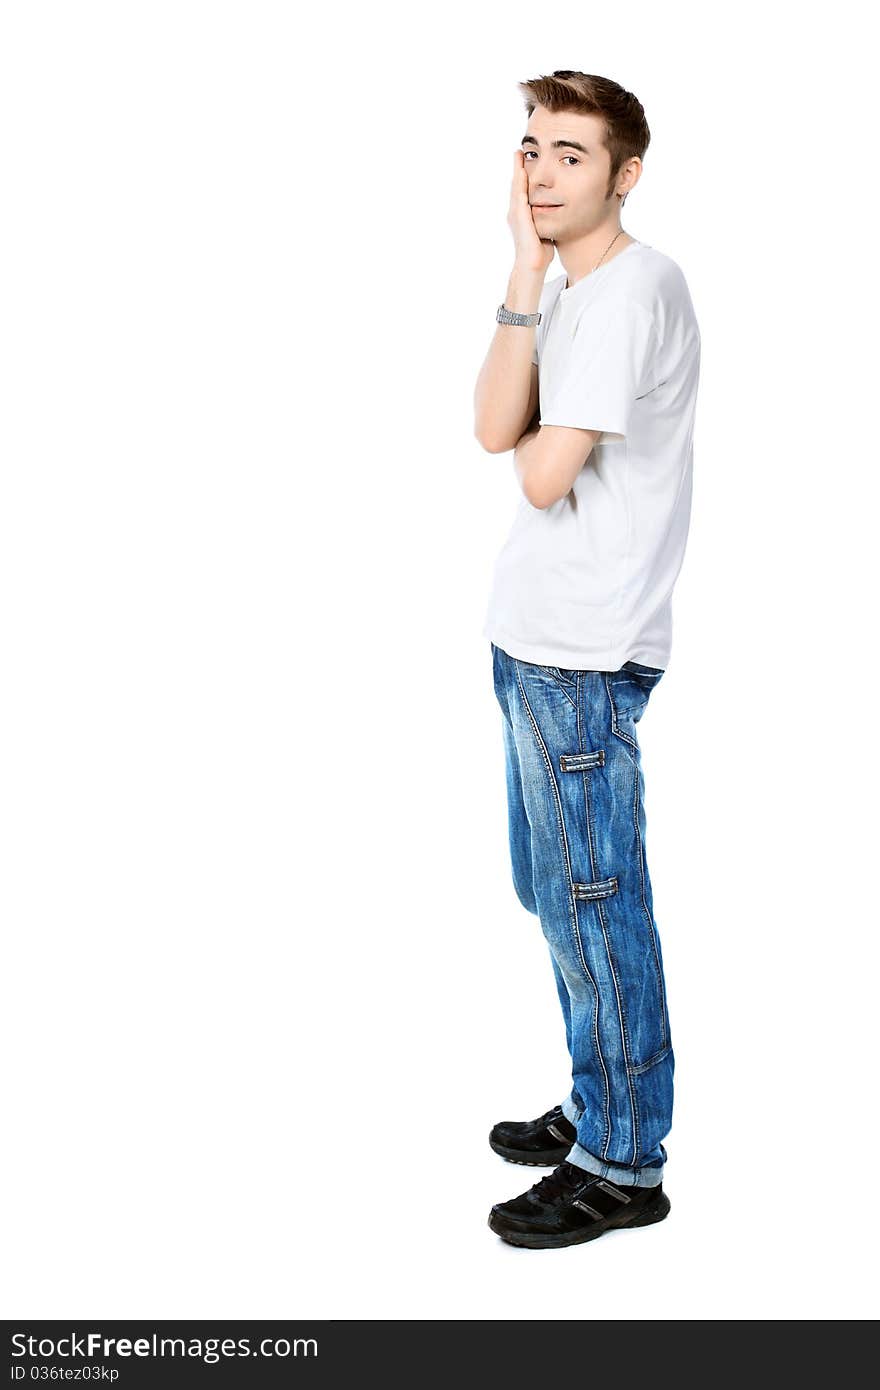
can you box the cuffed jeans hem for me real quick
[565,1140,664,1189]
[560,1095,582,1127]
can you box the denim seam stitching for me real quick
[618,686,669,1054]
[544,667,578,710]
[515,663,612,1153]
[634,770,670,1053]
[576,678,640,1165]
[604,672,670,1055]
[594,898,639,1166]
[586,743,640,1164]
[599,679,650,1163]
[628,1042,672,1077]
[574,676,613,1157]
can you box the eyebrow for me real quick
[521,135,590,154]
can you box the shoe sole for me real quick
[488,1190,671,1249]
[489,1138,571,1167]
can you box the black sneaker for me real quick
[489,1104,577,1166]
[489,1160,671,1249]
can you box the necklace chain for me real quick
[592,228,627,273]
[564,230,632,291]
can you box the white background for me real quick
[2,0,878,1321]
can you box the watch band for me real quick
[496,303,542,327]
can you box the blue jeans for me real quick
[491,641,673,1188]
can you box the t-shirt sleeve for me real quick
[539,298,658,441]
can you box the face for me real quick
[521,107,638,243]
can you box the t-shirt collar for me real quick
[559,240,644,298]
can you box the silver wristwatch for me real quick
[496,303,542,327]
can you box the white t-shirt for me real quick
[482,240,701,672]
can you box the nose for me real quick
[529,162,555,191]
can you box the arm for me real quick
[473,149,554,454]
[473,267,543,453]
[513,423,603,510]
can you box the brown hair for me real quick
[517,71,651,204]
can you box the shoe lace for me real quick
[530,1162,584,1202]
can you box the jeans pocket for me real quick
[539,663,579,688]
[621,660,665,681]
[609,662,665,722]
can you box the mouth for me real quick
[532,205,562,211]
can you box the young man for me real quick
[474,72,701,1250]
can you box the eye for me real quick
[522,150,579,165]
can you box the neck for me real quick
[561,226,635,289]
